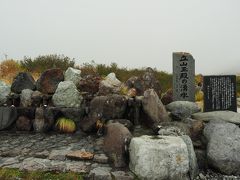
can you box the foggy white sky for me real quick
[0,0,240,74]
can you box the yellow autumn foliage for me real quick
[55,118,76,133]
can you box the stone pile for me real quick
[0,67,240,179]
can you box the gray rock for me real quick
[33,108,53,132]
[203,120,240,175]
[129,135,190,180]
[66,161,90,173]
[11,72,36,94]
[33,107,45,132]
[64,67,82,86]
[93,154,109,164]
[0,157,20,168]
[52,81,83,108]
[98,73,122,95]
[158,125,187,136]
[142,89,169,131]
[104,122,132,168]
[59,107,85,123]
[0,82,10,106]
[0,81,6,86]
[194,149,207,170]
[141,67,162,96]
[166,101,201,120]
[158,119,204,140]
[89,167,112,180]
[125,68,162,97]
[180,135,199,180]
[20,157,51,171]
[111,171,134,180]
[31,91,43,107]
[48,149,70,161]
[20,89,33,107]
[0,107,17,130]
[34,150,50,159]
[192,111,240,125]
[125,76,144,96]
[89,94,128,119]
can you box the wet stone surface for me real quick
[0,131,134,179]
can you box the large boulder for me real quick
[98,73,122,95]
[104,122,132,167]
[158,122,191,136]
[52,81,83,108]
[91,95,128,125]
[36,68,64,94]
[141,67,161,96]
[0,107,17,130]
[166,101,201,120]
[203,120,240,175]
[125,67,161,96]
[43,107,85,126]
[58,108,85,123]
[0,82,11,106]
[88,96,107,118]
[20,89,33,107]
[107,119,134,131]
[80,95,128,132]
[125,76,144,96]
[102,95,128,120]
[77,75,101,95]
[11,72,35,94]
[129,135,190,180]
[158,119,204,141]
[192,111,240,125]
[142,89,169,132]
[64,67,81,86]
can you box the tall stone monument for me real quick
[203,75,237,112]
[173,52,195,102]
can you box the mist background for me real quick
[0,0,239,75]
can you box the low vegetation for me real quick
[20,54,75,73]
[55,117,76,133]
[0,168,83,180]
[0,54,239,96]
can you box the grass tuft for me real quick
[0,168,84,180]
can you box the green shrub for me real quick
[20,54,75,73]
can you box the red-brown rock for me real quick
[16,116,32,131]
[104,122,132,168]
[36,68,64,94]
[161,89,173,105]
